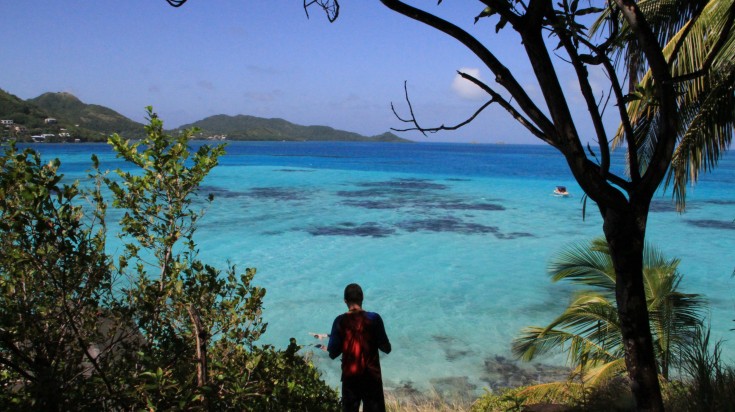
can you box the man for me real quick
[328,283,392,412]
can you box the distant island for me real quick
[0,88,411,143]
[178,114,409,143]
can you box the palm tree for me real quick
[594,0,735,209]
[513,238,705,386]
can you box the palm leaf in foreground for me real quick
[513,237,706,386]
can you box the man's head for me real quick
[344,283,363,306]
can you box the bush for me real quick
[0,110,340,410]
[663,326,735,411]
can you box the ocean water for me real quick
[21,141,735,396]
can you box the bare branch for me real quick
[390,81,493,137]
[380,0,557,139]
[574,34,640,181]
[457,72,553,145]
[390,82,426,136]
[551,17,612,177]
[613,0,678,200]
[304,0,340,23]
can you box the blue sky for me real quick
[1,1,616,144]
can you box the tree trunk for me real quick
[33,368,63,412]
[603,206,664,411]
[187,305,208,388]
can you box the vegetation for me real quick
[591,0,735,209]
[180,113,409,142]
[666,326,735,411]
[0,133,112,409]
[454,238,733,411]
[513,238,705,384]
[0,109,339,410]
[0,88,49,130]
[1,87,407,143]
[30,92,145,139]
[0,88,143,142]
[466,330,735,412]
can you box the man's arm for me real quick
[326,316,342,359]
[375,314,391,354]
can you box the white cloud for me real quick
[451,68,487,100]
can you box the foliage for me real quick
[181,113,407,142]
[0,109,339,410]
[0,142,113,410]
[470,386,564,412]
[470,387,526,412]
[243,340,340,412]
[667,325,735,411]
[470,379,637,412]
[513,238,705,384]
[30,92,145,139]
[0,89,49,129]
[0,88,144,142]
[593,0,735,209]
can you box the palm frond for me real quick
[599,0,735,210]
[513,292,622,364]
[548,237,615,290]
[576,358,628,387]
[666,61,735,209]
[516,237,707,383]
[512,326,621,366]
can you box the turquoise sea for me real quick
[24,141,735,396]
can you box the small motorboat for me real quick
[553,186,570,197]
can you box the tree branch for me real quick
[0,330,37,382]
[390,81,493,136]
[550,11,612,178]
[574,34,641,182]
[457,72,551,144]
[613,0,678,200]
[0,355,36,382]
[303,0,340,22]
[380,0,558,141]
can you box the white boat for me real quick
[553,186,570,197]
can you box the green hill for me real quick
[1,89,144,142]
[29,92,144,139]
[179,114,410,142]
[0,89,50,129]
[2,87,410,143]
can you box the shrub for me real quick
[0,110,340,410]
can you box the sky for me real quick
[1,1,618,144]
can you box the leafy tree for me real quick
[101,108,338,410]
[0,143,114,410]
[0,111,340,410]
[512,238,705,385]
